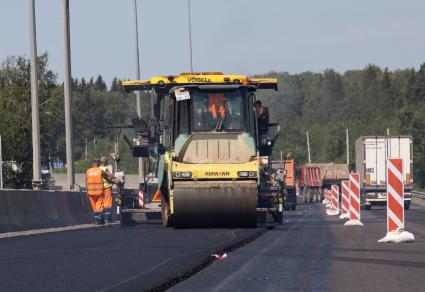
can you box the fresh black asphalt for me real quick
[1,200,424,292]
[0,221,265,292]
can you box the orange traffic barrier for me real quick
[344,173,363,226]
[378,159,414,242]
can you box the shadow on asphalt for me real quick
[333,248,425,255]
[331,255,425,269]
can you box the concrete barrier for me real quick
[0,190,93,233]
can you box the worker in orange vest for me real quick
[208,93,226,120]
[99,156,114,223]
[85,159,110,225]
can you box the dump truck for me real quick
[313,163,349,202]
[298,165,322,203]
[299,163,349,202]
[121,72,283,227]
[355,136,413,210]
[313,163,349,191]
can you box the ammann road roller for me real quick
[122,72,283,227]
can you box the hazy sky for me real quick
[1,0,424,85]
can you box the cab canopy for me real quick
[122,72,278,93]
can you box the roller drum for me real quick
[173,181,257,228]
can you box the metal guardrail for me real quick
[412,191,425,200]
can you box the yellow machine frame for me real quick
[122,72,278,92]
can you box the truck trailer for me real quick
[299,163,349,203]
[298,165,322,203]
[355,136,413,210]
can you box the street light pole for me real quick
[133,0,145,187]
[346,128,349,166]
[187,0,193,72]
[61,0,75,190]
[0,135,3,190]
[306,131,312,164]
[29,0,42,189]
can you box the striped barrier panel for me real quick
[331,184,339,212]
[378,159,414,242]
[386,158,405,232]
[325,189,330,204]
[341,180,350,215]
[138,190,144,208]
[344,173,363,226]
[349,173,361,221]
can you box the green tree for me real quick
[94,75,107,92]
[0,53,59,187]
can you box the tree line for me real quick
[260,64,425,187]
[0,54,150,188]
[1,54,425,187]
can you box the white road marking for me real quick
[0,222,118,239]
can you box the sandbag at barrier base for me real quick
[339,213,349,219]
[378,229,415,243]
[326,209,339,216]
[344,219,364,226]
[322,200,328,205]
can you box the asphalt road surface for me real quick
[1,200,424,292]
[0,220,266,292]
[172,201,425,292]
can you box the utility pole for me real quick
[280,150,283,168]
[306,131,311,164]
[84,138,88,160]
[346,128,349,166]
[187,0,193,72]
[133,0,145,186]
[150,88,155,144]
[0,135,3,190]
[61,0,74,190]
[29,0,42,189]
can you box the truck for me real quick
[121,72,284,227]
[355,136,413,210]
[299,165,322,203]
[299,163,349,202]
[313,163,349,201]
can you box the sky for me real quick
[1,0,425,86]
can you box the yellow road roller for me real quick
[122,72,281,227]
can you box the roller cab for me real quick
[122,73,280,227]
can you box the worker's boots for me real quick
[95,217,105,225]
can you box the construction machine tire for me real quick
[161,194,173,227]
[172,181,257,228]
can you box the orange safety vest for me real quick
[86,167,104,196]
[208,93,225,119]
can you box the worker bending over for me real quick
[100,156,114,223]
[86,159,110,224]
